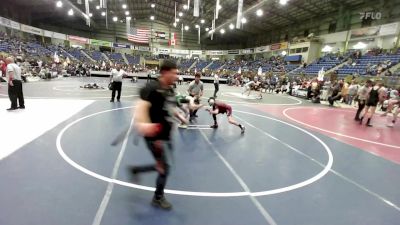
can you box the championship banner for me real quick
[68,35,89,44]
[90,39,112,47]
[236,0,243,29]
[194,0,200,17]
[279,42,288,50]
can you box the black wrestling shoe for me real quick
[210,124,218,129]
[240,126,245,134]
[128,166,140,183]
[152,196,172,210]
[6,107,17,111]
[18,106,25,109]
[110,99,114,102]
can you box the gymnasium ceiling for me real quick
[4,0,391,43]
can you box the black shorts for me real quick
[366,101,378,107]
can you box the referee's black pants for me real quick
[214,83,219,97]
[111,81,122,101]
[8,80,24,109]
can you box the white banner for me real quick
[379,22,399,36]
[20,24,43,35]
[53,32,67,40]
[158,48,171,54]
[44,30,54,38]
[171,49,189,54]
[0,16,20,30]
[191,50,202,55]
[206,50,225,55]
[236,0,243,29]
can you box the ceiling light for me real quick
[241,17,247,23]
[173,22,177,27]
[353,42,367,49]
[217,5,222,10]
[184,25,189,31]
[220,29,225,34]
[205,27,210,32]
[101,11,106,16]
[256,9,263,16]
[151,3,155,8]
[195,24,199,28]
[113,16,118,22]
[56,1,63,8]
[183,4,188,10]
[89,13,93,17]
[150,15,155,20]
[281,50,287,56]
[179,12,183,17]
[229,23,234,30]
[126,16,131,20]
[321,45,333,52]
[68,9,74,16]
[208,30,213,34]
[279,0,288,5]
[200,19,205,24]
[96,5,100,10]
[122,4,127,9]
[175,18,180,22]
[125,11,129,15]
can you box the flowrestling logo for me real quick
[360,12,382,20]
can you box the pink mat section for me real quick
[252,105,400,164]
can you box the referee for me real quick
[187,73,204,119]
[6,57,24,111]
[213,72,219,98]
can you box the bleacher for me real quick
[336,54,400,76]
[180,59,196,71]
[67,48,90,62]
[125,54,140,65]
[105,52,125,64]
[86,50,104,61]
[193,60,210,71]
[294,55,342,75]
[208,61,224,70]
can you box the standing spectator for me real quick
[6,57,24,110]
[355,80,372,121]
[347,81,359,105]
[109,65,127,102]
[213,72,219,98]
[178,74,183,85]
[187,73,204,120]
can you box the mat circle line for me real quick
[56,106,333,197]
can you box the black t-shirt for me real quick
[140,81,175,140]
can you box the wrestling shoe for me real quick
[152,196,172,210]
[210,124,218,129]
[178,124,188,129]
[240,126,246,134]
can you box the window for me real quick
[302,47,309,52]
[296,48,302,53]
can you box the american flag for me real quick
[127,27,150,43]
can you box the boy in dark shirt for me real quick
[131,60,187,210]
